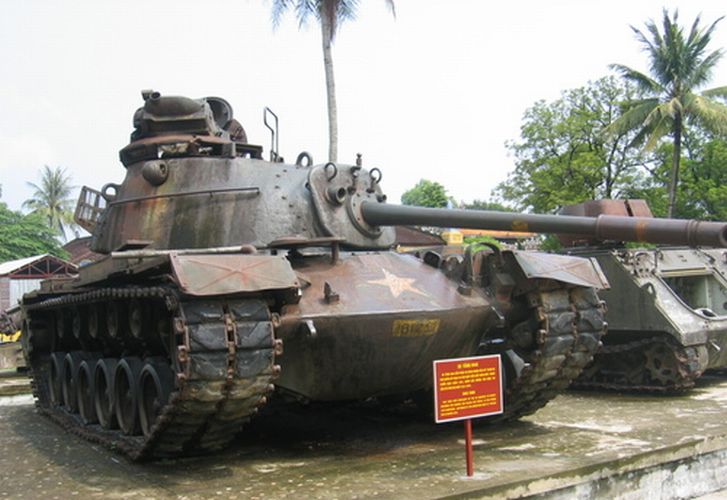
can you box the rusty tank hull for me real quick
[20,92,723,460]
[558,200,727,392]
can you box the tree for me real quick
[401,179,448,208]
[608,9,727,217]
[23,165,76,240]
[462,199,514,212]
[625,137,727,220]
[0,203,67,261]
[271,0,395,162]
[496,77,656,213]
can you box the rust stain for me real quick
[512,220,529,232]
[635,220,648,242]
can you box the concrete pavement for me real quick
[2,375,727,498]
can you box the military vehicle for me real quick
[20,92,727,460]
[555,200,727,392]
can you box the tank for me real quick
[558,200,727,392]
[20,92,727,460]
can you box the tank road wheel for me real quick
[94,358,119,429]
[88,303,106,340]
[138,358,175,437]
[71,306,86,343]
[76,357,102,424]
[49,352,66,406]
[128,299,148,340]
[62,351,90,412]
[54,309,70,351]
[114,357,143,435]
[106,301,126,340]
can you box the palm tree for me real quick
[23,165,76,240]
[607,9,727,217]
[271,0,395,162]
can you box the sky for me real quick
[1,0,726,215]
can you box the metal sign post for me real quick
[433,354,503,477]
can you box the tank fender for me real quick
[510,251,610,289]
[169,254,299,296]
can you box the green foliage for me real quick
[680,139,727,220]
[0,203,68,261]
[463,235,502,250]
[496,76,656,213]
[608,9,727,216]
[539,235,563,252]
[401,179,449,208]
[625,137,727,220]
[23,165,77,241]
[462,199,515,212]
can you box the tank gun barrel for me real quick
[360,202,727,248]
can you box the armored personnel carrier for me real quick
[559,200,727,392]
[20,92,727,460]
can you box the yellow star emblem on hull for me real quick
[369,269,429,299]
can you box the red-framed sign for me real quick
[433,354,503,423]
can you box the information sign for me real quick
[433,354,503,423]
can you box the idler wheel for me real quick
[94,358,119,429]
[138,357,175,437]
[49,352,66,406]
[76,356,102,424]
[114,357,143,435]
[62,351,92,412]
[644,342,681,386]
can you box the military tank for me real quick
[20,92,727,460]
[558,199,727,392]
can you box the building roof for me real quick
[62,236,104,264]
[0,254,48,275]
[0,254,77,278]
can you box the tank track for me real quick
[23,286,281,461]
[484,285,606,422]
[571,335,704,393]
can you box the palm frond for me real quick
[271,0,295,29]
[688,95,727,135]
[643,114,672,150]
[295,0,317,28]
[686,49,724,89]
[336,0,360,23]
[609,64,662,95]
[384,0,395,18]
[702,85,727,100]
[605,98,660,137]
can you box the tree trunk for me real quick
[320,15,338,163]
[667,115,682,218]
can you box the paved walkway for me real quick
[2,375,727,498]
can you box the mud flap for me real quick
[511,251,610,289]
